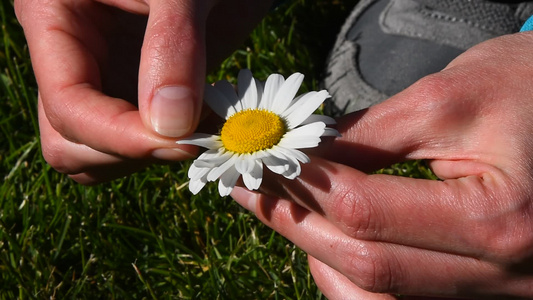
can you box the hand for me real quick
[232,32,533,299]
[15,0,272,184]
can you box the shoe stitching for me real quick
[417,6,499,33]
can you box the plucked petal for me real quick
[203,83,237,119]
[270,72,304,114]
[177,133,223,149]
[260,73,284,109]
[218,166,240,196]
[282,90,330,128]
[238,69,258,110]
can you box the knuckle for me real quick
[467,186,533,263]
[409,74,456,112]
[330,185,378,239]
[40,137,72,174]
[339,242,396,293]
[484,219,533,262]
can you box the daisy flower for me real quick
[177,69,338,196]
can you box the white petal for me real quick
[322,128,341,137]
[188,150,223,179]
[193,150,232,168]
[272,146,310,164]
[278,135,322,149]
[207,154,239,182]
[238,69,258,110]
[282,157,301,179]
[235,154,255,174]
[279,122,325,149]
[242,160,263,190]
[262,154,290,175]
[268,147,301,179]
[189,178,207,195]
[177,133,222,149]
[218,166,240,197]
[300,114,336,126]
[282,92,313,116]
[252,150,270,160]
[270,72,304,114]
[283,90,330,128]
[192,160,215,168]
[260,74,284,109]
[203,83,237,119]
[284,121,326,137]
[188,163,210,180]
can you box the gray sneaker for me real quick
[323,0,533,116]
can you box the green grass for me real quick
[0,0,435,299]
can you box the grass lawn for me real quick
[0,0,434,298]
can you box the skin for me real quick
[232,32,533,299]
[15,0,533,298]
[14,0,273,184]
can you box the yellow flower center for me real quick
[221,109,286,154]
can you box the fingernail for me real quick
[151,86,195,137]
[152,147,196,161]
[231,186,258,213]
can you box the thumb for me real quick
[139,0,208,137]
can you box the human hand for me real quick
[15,0,272,184]
[232,32,533,299]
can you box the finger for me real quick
[307,256,396,300]
[22,2,195,160]
[231,187,529,297]
[67,160,151,185]
[38,96,155,183]
[258,155,527,264]
[310,256,457,300]
[38,96,123,174]
[139,0,207,137]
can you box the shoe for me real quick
[323,0,533,116]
